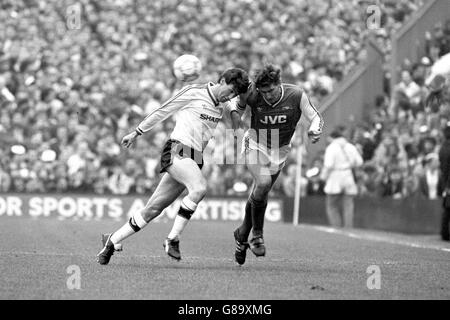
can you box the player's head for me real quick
[330,125,347,139]
[217,68,250,102]
[254,64,282,103]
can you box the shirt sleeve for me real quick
[222,99,234,114]
[300,92,324,133]
[136,90,189,134]
[320,145,334,180]
[230,82,255,116]
[349,144,364,167]
[229,92,249,116]
[323,145,335,169]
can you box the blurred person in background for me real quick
[0,0,431,197]
[92,168,110,195]
[418,153,441,200]
[402,159,421,197]
[320,125,363,228]
[108,165,135,195]
[372,133,408,169]
[417,136,438,163]
[68,169,89,193]
[395,70,422,108]
[380,166,405,199]
[357,164,383,197]
[305,158,325,196]
[133,175,154,195]
[438,123,450,241]
[0,166,12,192]
[306,171,326,196]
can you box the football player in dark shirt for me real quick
[230,64,323,265]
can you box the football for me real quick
[173,54,202,82]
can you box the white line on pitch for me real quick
[306,225,450,253]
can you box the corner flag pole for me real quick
[293,131,304,226]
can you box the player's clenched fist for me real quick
[121,131,139,148]
[308,129,322,144]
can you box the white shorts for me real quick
[324,170,358,196]
[242,135,291,176]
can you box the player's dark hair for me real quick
[218,68,250,94]
[253,64,281,88]
[330,125,346,139]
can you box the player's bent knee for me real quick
[255,180,272,194]
[190,188,207,202]
[189,183,207,202]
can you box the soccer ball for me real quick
[173,54,202,82]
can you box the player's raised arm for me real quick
[300,92,324,144]
[229,91,249,130]
[121,91,188,148]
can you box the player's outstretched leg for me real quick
[97,173,185,265]
[96,210,147,265]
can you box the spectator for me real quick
[357,164,383,197]
[0,167,12,192]
[418,153,441,199]
[396,70,425,109]
[108,165,135,195]
[439,124,450,241]
[321,126,363,228]
[306,174,325,196]
[0,0,438,197]
[305,160,325,196]
[380,166,405,199]
[92,168,110,195]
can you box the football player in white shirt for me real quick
[97,68,250,264]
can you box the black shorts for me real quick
[160,139,204,173]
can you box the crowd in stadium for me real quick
[1,0,449,199]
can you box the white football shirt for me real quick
[136,82,230,151]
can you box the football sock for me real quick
[251,171,280,238]
[250,195,268,238]
[110,211,148,244]
[167,196,197,240]
[237,199,253,242]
